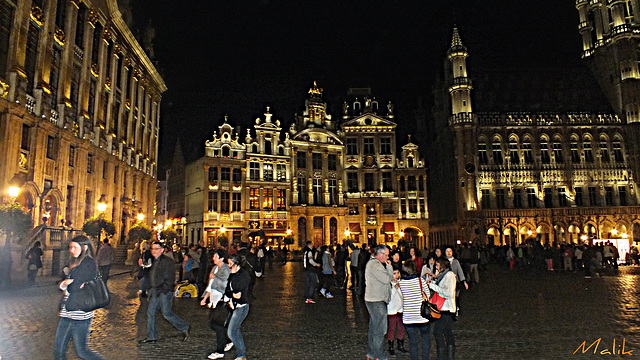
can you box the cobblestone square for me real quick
[0,262,638,359]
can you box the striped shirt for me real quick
[59,291,94,320]
[398,276,429,324]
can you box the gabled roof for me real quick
[342,112,396,130]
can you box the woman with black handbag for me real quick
[53,235,104,360]
[428,257,457,360]
[200,249,232,360]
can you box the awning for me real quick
[349,223,362,234]
[383,222,395,234]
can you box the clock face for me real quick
[465,163,476,174]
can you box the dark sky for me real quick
[131,0,582,174]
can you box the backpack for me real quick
[174,280,198,298]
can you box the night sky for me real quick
[130,0,583,175]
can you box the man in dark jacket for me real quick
[357,244,370,296]
[139,241,190,344]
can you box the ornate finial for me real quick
[408,134,412,143]
[266,106,270,113]
[224,114,229,123]
[265,106,273,123]
[309,81,323,97]
[451,26,464,48]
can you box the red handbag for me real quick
[430,291,446,310]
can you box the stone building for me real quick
[0,0,165,273]
[428,26,640,249]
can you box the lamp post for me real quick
[7,173,22,203]
[137,210,145,223]
[97,194,107,214]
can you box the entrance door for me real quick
[367,229,377,246]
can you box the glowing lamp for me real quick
[137,212,145,222]
[97,194,107,213]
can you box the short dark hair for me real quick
[151,241,163,249]
[436,257,451,270]
[214,248,228,262]
[402,260,417,275]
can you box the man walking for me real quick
[365,245,394,360]
[139,241,190,344]
[302,241,321,303]
[96,238,115,284]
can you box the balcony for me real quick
[25,94,36,115]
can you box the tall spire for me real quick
[451,25,463,48]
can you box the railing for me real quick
[472,206,640,219]
[50,109,59,125]
[25,94,36,114]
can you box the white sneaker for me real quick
[320,288,326,297]
[208,353,224,359]
[224,342,234,352]
[325,292,334,299]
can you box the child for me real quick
[183,254,194,282]
[387,269,408,355]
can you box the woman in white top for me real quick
[200,249,231,360]
[398,260,431,360]
[387,269,408,355]
[428,257,457,360]
[420,254,438,281]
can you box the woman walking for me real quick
[26,241,43,286]
[53,235,104,360]
[398,260,431,360]
[201,249,232,359]
[226,254,251,360]
[429,258,457,360]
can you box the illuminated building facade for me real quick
[0,0,165,253]
[428,26,640,246]
[185,83,428,249]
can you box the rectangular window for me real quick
[50,46,61,108]
[383,202,394,214]
[613,142,624,162]
[509,142,519,164]
[46,136,55,159]
[346,138,358,155]
[408,199,418,213]
[348,204,359,215]
[69,146,76,167]
[75,5,86,47]
[558,188,567,207]
[249,188,259,210]
[492,143,502,165]
[496,189,505,208]
[382,172,393,192]
[380,137,392,155]
[553,142,563,163]
[84,190,93,219]
[102,161,107,179]
[544,188,553,208]
[263,189,273,210]
[88,80,97,118]
[588,186,598,206]
[584,142,594,163]
[232,193,241,212]
[208,192,218,212]
[605,186,613,206]
[114,166,118,183]
[575,187,583,207]
[481,189,491,209]
[249,162,259,180]
[312,153,322,170]
[21,124,30,150]
[276,164,287,182]
[208,167,218,183]
[600,142,610,163]
[221,167,230,181]
[364,173,375,191]
[313,179,323,205]
[541,142,551,164]
[329,179,338,205]
[571,142,580,163]
[233,168,241,182]
[328,154,337,171]
[25,23,39,95]
[347,172,359,192]
[527,188,537,208]
[220,192,230,213]
[0,2,14,77]
[513,189,523,208]
[276,189,286,210]
[522,143,533,164]
[297,177,307,203]
[297,151,307,168]
[478,144,488,165]
[87,154,93,173]
[619,186,628,206]
[364,137,375,154]
[408,176,417,191]
[263,164,273,181]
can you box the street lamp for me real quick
[7,173,22,200]
[97,194,107,213]
[137,210,145,222]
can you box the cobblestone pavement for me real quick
[1,262,639,360]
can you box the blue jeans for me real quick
[405,323,431,360]
[146,290,189,340]
[53,317,104,360]
[304,271,318,299]
[227,304,249,358]
[365,301,388,360]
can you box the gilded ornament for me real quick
[87,8,99,26]
[123,57,131,67]
[91,63,100,77]
[54,28,66,46]
[0,80,9,98]
[105,77,111,90]
[125,99,131,109]
[70,0,81,9]
[30,4,44,27]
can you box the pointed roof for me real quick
[449,25,467,54]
